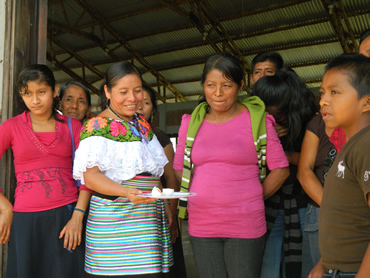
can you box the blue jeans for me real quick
[323,269,356,278]
[190,235,266,278]
[260,208,306,278]
[301,204,321,278]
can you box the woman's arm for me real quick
[162,144,180,242]
[357,243,370,278]
[174,170,183,184]
[263,167,290,199]
[308,258,325,278]
[59,189,92,250]
[285,151,300,166]
[59,118,92,250]
[263,115,290,199]
[163,144,180,192]
[297,130,323,206]
[0,193,13,244]
[83,166,156,204]
[173,115,190,184]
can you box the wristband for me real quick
[74,208,85,215]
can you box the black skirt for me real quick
[6,205,85,278]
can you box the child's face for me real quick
[320,69,369,138]
[20,81,57,118]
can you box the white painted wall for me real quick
[0,0,6,109]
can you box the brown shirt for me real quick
[306,114,335,185]
[152,127,171,148]
[319,126,370,272]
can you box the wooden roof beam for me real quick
[159,0,249,91]
[74,0,186,102]
[48,19,106,49]
[337,0,358,52]
[47,52,100,94]
[321,0,350,53]
[50,8,368,58]
[199,1,251,73]
[49,35,105,78]
[50,37,339,75]
[54,0,309,40]
[159,0,222,54]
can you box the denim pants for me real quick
[260,208,306,278]
[323,269,356,278]
[301,204,321,278]
[190,235,266,278]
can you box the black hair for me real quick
[359,28,370,46]
[199,53,244,107]
[100,61,142,109]
[251,67,317,150]
[17,64,62,122]
[142,85,158,116]
[325,53,370,99]
[201,53,244,88]
[58,80,91,106]
[251,51,284,73]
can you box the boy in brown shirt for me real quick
[309,54,370,278]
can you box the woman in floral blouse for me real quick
[73,61,173,277]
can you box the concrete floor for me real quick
[180,219,198,278]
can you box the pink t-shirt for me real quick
[174,109,288,238]
[0,111,91,212]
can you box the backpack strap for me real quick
[67,117,81,188]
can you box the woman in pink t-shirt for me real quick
[173,53,289,278]
[0,65,92,278]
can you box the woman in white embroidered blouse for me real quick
[73,61,173,277]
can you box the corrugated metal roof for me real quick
[47,0,370,104]
[145,45,213,69]
[130,27,202,54]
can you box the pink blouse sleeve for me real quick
[265,114,289,170]
[0,120,13,159]
[79,184,93,193]
[173,114,191,171]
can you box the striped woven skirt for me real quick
[85,175,173,276]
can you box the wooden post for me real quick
[36,0,48,64]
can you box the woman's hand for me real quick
[165,203,173,227]
[84,167,156,204]
[308,258,325,278]
[125,187,157,204]
[263,167,290,199]
[169,215,179,243]
[275,123,288,137]
[59,210,84,251]
[164,202,179,243]
[0,195,13,244]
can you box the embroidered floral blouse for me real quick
[73,114,168,184]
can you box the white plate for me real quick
[138,192,197,199]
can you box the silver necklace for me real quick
[107,104,132,123]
